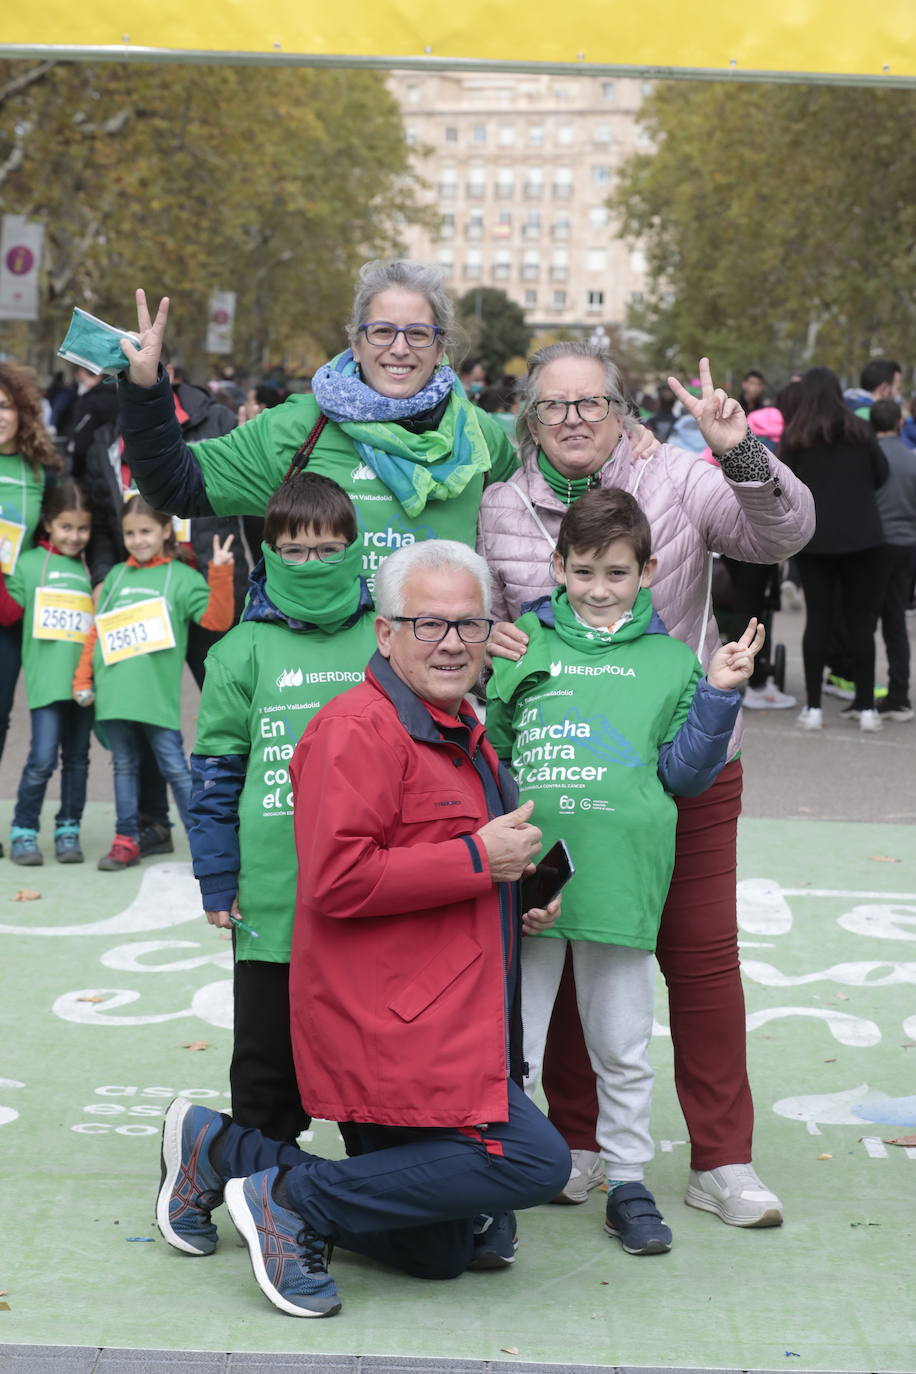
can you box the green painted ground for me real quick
[1,801,914,1369]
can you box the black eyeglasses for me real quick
[390,616,494,643]
[270,541,350,565]
[534,396,614,425]
[358,322,444,349]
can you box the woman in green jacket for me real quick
[117,260,519,587]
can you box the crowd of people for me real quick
[0,257,913,1320]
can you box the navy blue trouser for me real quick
[13,701,94,831]
[215,1079,570,1280]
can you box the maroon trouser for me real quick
[542,759,753,1172]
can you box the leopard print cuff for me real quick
[716,432,771,483]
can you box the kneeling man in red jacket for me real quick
[155,539,571,1318]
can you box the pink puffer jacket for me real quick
[477,433,816,755]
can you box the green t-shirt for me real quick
[486,592,701,949]
[183,395,518,589]
[5,547,93,709]
[93,559,210,730]
[193,613,378,961]
[0,453,44,572]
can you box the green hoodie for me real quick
[486,587,701,949]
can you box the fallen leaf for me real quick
[0,1302,9,1311]
[600,1280,609,1285]
[885,1134,916,1147]
[823,1058,837,1063]
[500,1348,519,1357]
[11,889,41,901]
[902,1042,916,1051]
[816,1153,833,1160]
[850,1221,880,1227]
[868,855,900,863]
[833,993,850,1001]
[78,995,105,1004]
[182,1041,209,1051]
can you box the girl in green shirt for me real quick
[0,362,63,806]
[2,480,94,865]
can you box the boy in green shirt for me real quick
[189,474,376,1145]
[486,488,763,1256]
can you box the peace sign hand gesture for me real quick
[707,617,766,692]
[211,533,235,566]
[119,288,170,388]
[668,357,748,456]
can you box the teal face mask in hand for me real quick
[58,307,140,376]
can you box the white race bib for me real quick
[32,586,94,643]
[0,516,26,576]
[96,596,176,666]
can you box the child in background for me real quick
[187,474,376,1145]
[486,489,764,1256]
[0,479,94,865]
[72,495,235,871]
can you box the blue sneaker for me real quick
[54,824,84,864]
[156,1096,227,1255]
[225,1168,341,1318]
[604,1182,672,1256]
[467,1211,519,1270]
[10,827,43,866]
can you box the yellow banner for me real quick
[1,1,914,83]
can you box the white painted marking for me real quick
[742,959,916,987]
[861,1136,888,1158]
[52,988,190,1026]
[747,1006,881,1046]
[773,1084,888,1133]
[0,862,201,936]
[737,877,793,933]
[100,940,233,973]
[838,905,916,942]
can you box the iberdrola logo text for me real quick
[276,667,304,689]
[550,660,636,678]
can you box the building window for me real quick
[494,209,513,239]
[437,249,454,278]
[552,166,573,200]
[465,210,485,240]
[594,124,613,144]
[554,85,571,102]
[522,210,541,240]
[640,81,653,97]
[587,248,607,273]
[528,124,544,145]
[588,206,610,229]
[587,290,605,308]
[444,126,458,144]
[406,83,421,104]
[466,165,486,199]
[550,248,569,281]
[439,213,455,240]
[522,248,540,281]
[551,216,571,241]
[523,167,543,199]
[600,80,615,100]
[592,165,611,186]
[552,289,567,308]
[524,288,538,308]
[492,247,512,283]
[495,167,515,200]
[497,124,516,145]
[472,124,486,144]
[439,168,457,198]
[404,126,417,146]
[464,249,482,281]
[557,124,574,146]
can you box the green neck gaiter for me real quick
[262,542,363,631]
[537,450,604,505]
[551,585,651,654]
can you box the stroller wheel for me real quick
[773,643,786,692]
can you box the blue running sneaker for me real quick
[604,1182,672,1256]
[156,1096,227,1255]
[10,827,43,866]
[467,1211,519,1270]
[225,1168,341,1318]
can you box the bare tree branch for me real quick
[0,59,58,106]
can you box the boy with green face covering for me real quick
[189,474,376,1146]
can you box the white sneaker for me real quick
[743,680,797,710]
[859,709,883,732]
[685,1164,783,1228]
[551,1149,604,1205]
[780,580,803,611]
[797,706,823,730]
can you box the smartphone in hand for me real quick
[521,838,575,911]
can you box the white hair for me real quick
[374,540,492,620]
[516,340,630,460]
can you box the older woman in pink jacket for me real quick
[477,343,815,1230]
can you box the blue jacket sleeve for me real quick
[118,369,215,516]
[189,753,247,910]
[657,678,741,797]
